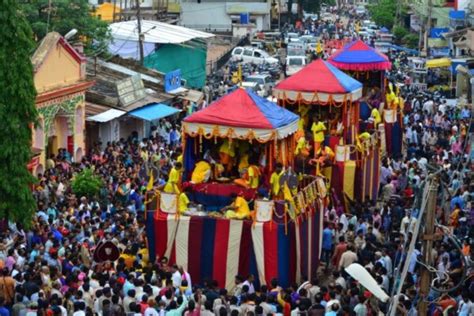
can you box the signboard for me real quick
[410,14,421,32]
[116,74,146,107]
[164,69,182,93]
[430,28,449,39]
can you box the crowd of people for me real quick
[0,6,472,316]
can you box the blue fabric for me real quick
[359,102,371,120]
[449,10,465,19]
[146,211,156,262]
[392,121,402,157]
[325,61,363,92]
[246,89,299,128]
[191,192,233,211]
[278,224,290,288]
[332,50,388,63]
[183,137,197,180]
[128,103,180,121]
[380,27,389,33]
[249,240,260,289]
[389,44,419,55]
[200,217,216,281]
[430,28,449,39]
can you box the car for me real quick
[284,32,300,44]
[298,35,318,51]
[231,47,279,65]
[243,74,274,96]
[356,6,366,16]
[250,41,265,50]
[286,56,307,76]
[321,12,333,22]
[241,81,266,97]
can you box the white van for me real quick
[231,47,279,65]
[286,56,307,76]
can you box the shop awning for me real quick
[128,103,180,121]
[426,58,452,68]
[88,109,127,122]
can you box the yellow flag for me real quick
[146,171,154,191]
[283,182,298,219]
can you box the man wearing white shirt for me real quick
[242,275,255,294]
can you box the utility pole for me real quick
[113,0,117,22]
[422,0,433,56]
[136,0,144,65]
[417,178,438,315]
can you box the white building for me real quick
[179,0,272,32]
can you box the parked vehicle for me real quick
[286,56,307,76]
[284,32,299,44]
[241,81,266,97]
[298,35,318,51]
[231,47,279,65]
[356,6,366,16]
[243,74,275,95]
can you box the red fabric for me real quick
[238,221,252,278]
[213,219,230,288]
[190,183,257,200]
[184,88,273,129]
[328,60,392,71]
[328,136,340,151]
[263,222,278,286]
[275,60,348,94]
[188,217,204,284]
[155,212,168,260]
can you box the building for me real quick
[179,0,272,32]
[30,32,94,175]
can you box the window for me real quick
[254,51,262,58]
[243,49,253,56]
[234,48,243,55]
[289,58,304,66]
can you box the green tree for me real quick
[19,0,110,55]
[392,26,409,44]
[402,34,419,49]
[71,168,104,199]
[0,0,39,227]
[368,0,396,29]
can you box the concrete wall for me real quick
[180,3,232,31]
[180,2,271,31]
[34,44,82,94]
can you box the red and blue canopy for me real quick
[273,59,363,103]
[183,88,299,142]
[328,40,392,71]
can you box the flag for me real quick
[146,171,154,191]
[283,182,297,219]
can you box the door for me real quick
[47,136,58,157]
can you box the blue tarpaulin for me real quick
[380,27,389,33]
[389,44,419,55]
[128,103,180,121]
[430,28,449,39]
[449,10,465,20]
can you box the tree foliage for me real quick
[402,34,419,49]
[367,0,396,29]
[0,0,39,228]
[71,168,104,199]
[392,26,409,44]
[19,0,110,54]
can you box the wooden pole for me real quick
[417,178,438,315]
